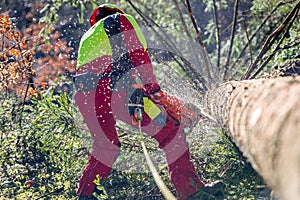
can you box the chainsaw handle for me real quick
[135,107,143,122]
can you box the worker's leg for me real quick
[110,89,204,199]
[148,115,204,199]
[74,78,120,197]
[76,155,112,197]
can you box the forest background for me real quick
[0,0,299,199]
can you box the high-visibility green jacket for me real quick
[76,13,158,89]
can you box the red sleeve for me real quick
[119,14,159,89]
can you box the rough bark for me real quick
[203,76,300,200]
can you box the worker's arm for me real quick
[118,14,160,93]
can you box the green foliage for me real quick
[202,0,230,12]
[190,127,268,200]
[0,77,270,200]
[0,87,89,199]
[6,0,298,81]
[97,125,173,199]
[197,0,299,79]
[248,0,299,61]
[39,0,95,36]
[93,175,108,199]
[1,0,298,199]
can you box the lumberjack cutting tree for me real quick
[74,4,223,200]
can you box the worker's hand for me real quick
[144,83,161,95]
[149,90,164,103]
[143,83,164,103]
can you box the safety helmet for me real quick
[89,4,125,26]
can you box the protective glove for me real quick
[143,83,163,103]
[150,90,165,103]
[144,83,160,94]
[128,88,144,126]
[143,83,201,129]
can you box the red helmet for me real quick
[89,4,125,26]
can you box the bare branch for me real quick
[126,0,181,56]
[174,0,218,90]
[230,1,286,72]
[251,10,300,79]
[223,0,240,81]
[184,0,216,87]
[151,52,204,93]
[212,0,221,75]
[126,0,208,91]
[239,19,254,70]
[242,1,300,80]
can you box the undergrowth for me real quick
[0,89,271,199]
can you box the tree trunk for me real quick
[203,76,300,200]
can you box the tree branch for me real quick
[184,0,215,87]
[223,0,240,81]
[230,1,285,72]
[126,0,208,91]
[242,1,300,80]
[250,5,299,79]
[212,0,221,76]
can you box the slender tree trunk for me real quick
[203,76,300,200]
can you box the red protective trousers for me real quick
[74,78,204,200]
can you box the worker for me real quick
[74,4,223,199]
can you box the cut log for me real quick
[203,76,300,200]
